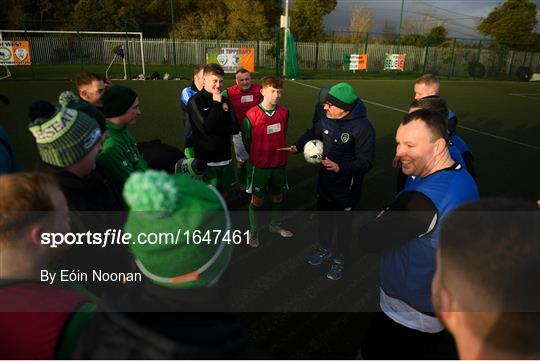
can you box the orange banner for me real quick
[238,48,254,73]
[349,54,368,71]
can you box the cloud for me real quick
[323,0,512,37]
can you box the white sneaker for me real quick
[269,225,293,237]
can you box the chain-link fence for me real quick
[1,23,539,81]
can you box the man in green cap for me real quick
[292,82,375,281]
[97,85,148,190]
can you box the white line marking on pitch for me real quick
[290,80,540,151]
[509,93,540,101]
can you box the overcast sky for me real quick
[322,0,540,38]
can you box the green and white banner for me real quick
[384,53,406,71]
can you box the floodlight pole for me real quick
[396,0,405,54]
[170,0,177,74]
[393,0,405,79]
[282,0,289,78]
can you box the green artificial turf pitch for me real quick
[2,78,539,206]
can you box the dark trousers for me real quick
[359,312,458,360]
[317,196,353,262]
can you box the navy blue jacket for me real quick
[295,99,375,207]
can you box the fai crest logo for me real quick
[216,54,227,66]
[340,133,350,143]
[14,47,28,61]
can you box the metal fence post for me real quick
[275,27,280,76]
[508,50,515,78]
[524,50,530,67]
[364,32,369,54]
[124,22,132,79]
[24,24,35,80]
[448,37,457,79]
[256,31,260,69]
[163,38,167,64]
[77,30,83,71]
[393,33,400,79]
[170,0,177,75]
[315,40,319,70]
[330,31,335,73]
[476,40,482,64]
[473,40,482,80]
[422,36,429,74]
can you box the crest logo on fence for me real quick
[0,47,11,61]
[15,48,28,62]
[217,54,228,66]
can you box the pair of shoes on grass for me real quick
[308,247,344,280]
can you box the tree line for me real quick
[0,0,335,41]
[1,0,537,50]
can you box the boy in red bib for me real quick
[242,76,292,247]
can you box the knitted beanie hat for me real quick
[325,82,358,111]
[58,90,79,107]
[101,85,138,118]
[28,105,102,168]
[59,90,107,132]
[123,170,233,288]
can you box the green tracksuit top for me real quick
[97,122,148,190]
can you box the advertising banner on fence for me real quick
[384,53,406,71]
[0,41,31,66]
[349,54,368,71]
[206,48,255,73]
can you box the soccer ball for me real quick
[303,139,324,164]
[175,158,207,179]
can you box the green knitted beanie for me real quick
[325,82,358,111]
[123,170,233,288]
[101,85,138,118]
[28,106,102,168]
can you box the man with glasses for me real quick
[291,83,375,280]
